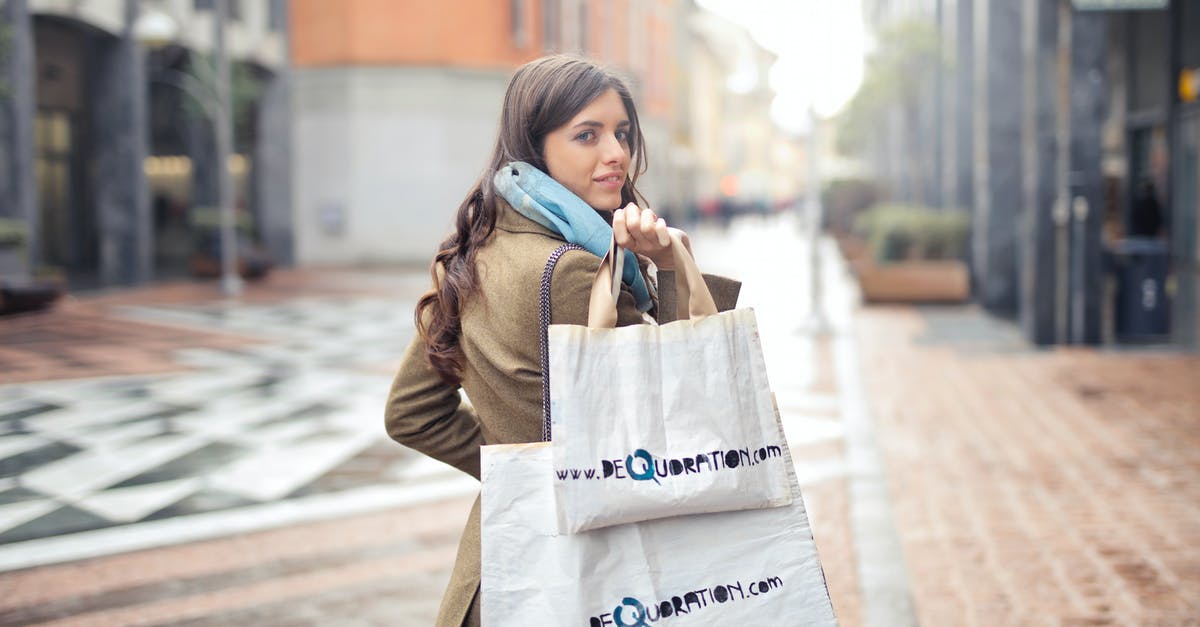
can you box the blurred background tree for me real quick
[175,53,262,149]
[836,19,943,158]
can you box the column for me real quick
[955,0,974,211]
[1018,0,1060,345]
[1067,9,1106,344]
[91,0,151,285]
[254,64,295,266]
[972,0,1023,315]
[940,0,958,209]
[0,0,37,278]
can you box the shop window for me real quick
[194,0,241,21]
[268,0,286,31]
[34,110,89,273]
[1126,125,1170,243]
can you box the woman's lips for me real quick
[593,175,623,191]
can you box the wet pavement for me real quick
[859,307,1200,626]
[0,269,481,570]
[1,214,1197,625]
[0,215,883,625]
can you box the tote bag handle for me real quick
[586,230,718,329]
[539,243,586,442]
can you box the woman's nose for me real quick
[600,133,626,164]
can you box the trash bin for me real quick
[1111,237,1170,340]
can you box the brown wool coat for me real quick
[384,201,741,627]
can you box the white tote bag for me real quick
[480,438,838,626]
[549,233,792,533]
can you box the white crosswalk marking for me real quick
[0,500,59,532]
[1,297,422,552]
[0,219,873,582]
[21,434,209,501]
[206,430,379,502]
[75,478,203,523]
[0,433,49,461]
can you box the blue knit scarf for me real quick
[493,161,652,312]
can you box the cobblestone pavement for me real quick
[0,496,475,626]
[859,306,1200,626]
[0,217,873,624]
[0,268,432,385]
[0,267,482,561]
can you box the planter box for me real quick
[0,281,63,315]
[834,235,871,265]
[0,247,26,278]
[851,259,970,303]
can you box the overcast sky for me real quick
[696,0,867,133]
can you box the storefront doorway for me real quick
[33,17,99,287]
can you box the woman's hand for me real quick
[612,203,689,270]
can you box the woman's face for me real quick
[542,88,632,212]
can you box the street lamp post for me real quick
[135,0,240,296]
[802,106,829,335]
[211,0,240,296]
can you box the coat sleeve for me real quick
[548,249,648,327]
[384,332,484,480]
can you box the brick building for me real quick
[288,0,689,266]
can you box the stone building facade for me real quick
[861,0,1199,349]
[0,0,292,289]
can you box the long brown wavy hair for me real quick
[416,55,649,384]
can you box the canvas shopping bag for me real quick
[549,232,792,534]
[479,438,838,626]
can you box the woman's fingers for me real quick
[616,204,649,248]
[613,207,631,247]
[625,204,647,247]
[639,205,655,238]
[630,205,659,249]
[655,218,670,247]
[614,204,673,267]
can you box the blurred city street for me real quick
[0,214,1197,625]
[2,1,1200,624]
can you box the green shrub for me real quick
[853,204,969,263]
[822,178,881,235]
[0,218,27,248]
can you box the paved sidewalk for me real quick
[3,216,1196,625]
[1,218,883,625]
[0,496,475,626]
[695,217,905,627]
[0,267,431,385]
[0,266,485,564]
[858,306,1200,625]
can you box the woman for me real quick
[384,55,740,627]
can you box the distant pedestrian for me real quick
[383,55,740,627]
[1129,179,1165,238]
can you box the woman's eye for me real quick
[616,130,629,142]
[576,131,595,142]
